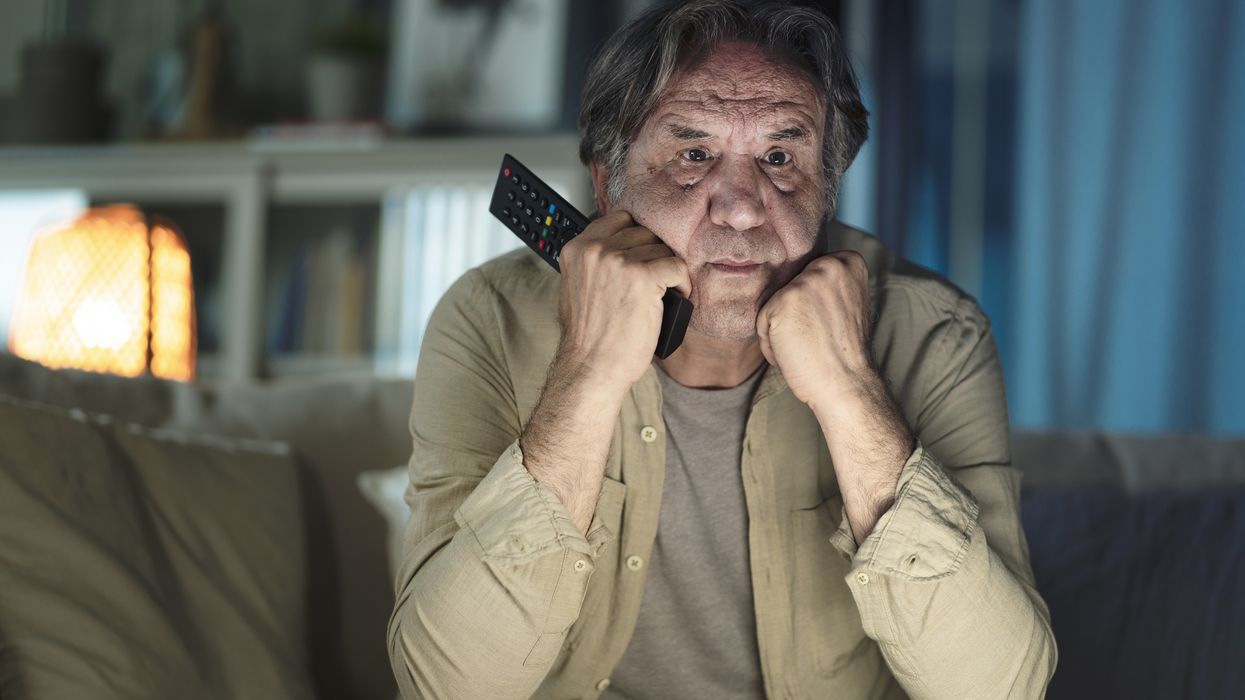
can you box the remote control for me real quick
[488,153,693,359]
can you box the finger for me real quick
[759,333,775,367]
[830,249,869,281]
[608,225,666,249]
[623,242,677,264]
[830,249,866,266]
[646,255,692,299]
[564,221,652,262]
[756,310,775,366]
[583,209,634,239]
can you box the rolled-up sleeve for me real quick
[829,300,1058,699]
[386,269,615,699]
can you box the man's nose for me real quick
[708,156,766,231]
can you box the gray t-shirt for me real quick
[601,362,767,699]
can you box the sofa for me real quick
[1,351,1242,699]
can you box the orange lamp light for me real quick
[8,204,196,381]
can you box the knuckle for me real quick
[583,240,611,263]
[604,248,630,266]
[836,250,868,272]
[560,236,583,257]
[825,254,849,271]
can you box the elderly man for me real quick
[388,1,1057,698]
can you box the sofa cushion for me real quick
[357,464,413,581]
[0,396,315,699]
[0,352,416,700]
[1022,486,1245,698]
[1013,429,1245,490]
[0,351,176,427]
[165,376,414,700]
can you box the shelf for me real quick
[0,133,588,383]
[262,354,378,379]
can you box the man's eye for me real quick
[764,151,792,166]
[682,148,711,162]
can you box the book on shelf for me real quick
[266,227,375,360]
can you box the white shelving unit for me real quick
[0,133,588,382]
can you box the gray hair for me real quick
[578,0,869,216]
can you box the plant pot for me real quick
[306,52,385,122]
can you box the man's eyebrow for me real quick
[666,123,712,140]
[661,121,813,142]
[767,125,812,141]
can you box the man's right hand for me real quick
[554,209,692,392]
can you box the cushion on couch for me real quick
[357,464,413,582]
[0,352,416,700]
[163,376,414,700]
[0,396,315,699]
[1013,429,1245,491]
[0,351,176,427]
[1022,486,1245,699]
[1015,429,1245,699]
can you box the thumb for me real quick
[756,309,776,366]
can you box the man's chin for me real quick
[687,303,760,341]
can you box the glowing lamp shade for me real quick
[8,205,196,381]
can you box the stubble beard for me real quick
[686,269,780,341]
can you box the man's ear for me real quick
[588,161,612,215]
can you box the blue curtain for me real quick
[1008,0,1245,435]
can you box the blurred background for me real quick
[0,0,1241,436]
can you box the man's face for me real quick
[606,42,829,340]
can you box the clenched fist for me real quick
[755,250,873,411]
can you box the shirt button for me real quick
[625,555,644,571]
[856,572,870,585]
[640,425,658,443]
[574,559,588,572]
[596,678,611,691]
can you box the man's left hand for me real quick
[755,250,873,411]
[756,250,915,545]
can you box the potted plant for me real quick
[306,11,387,122]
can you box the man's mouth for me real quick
[709,259,761,274]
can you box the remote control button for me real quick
[539,198,547,208]
[529,190,537,200]
[548,204,556,214]
[538,240,546,250]
[502,208,511,217]
[506,191,515,201]
[541,227,549,239]
[511,175,520,185]
[545,215,552,226]
[524,207,533,217]
[510,216,518,225]
[521,182,530,192]
[520,223,529,234]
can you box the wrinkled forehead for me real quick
[650,42,825,135]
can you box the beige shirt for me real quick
[388,220,1058,699]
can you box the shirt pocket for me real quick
[789,494,871,676]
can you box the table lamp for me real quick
[8,204,196,381]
